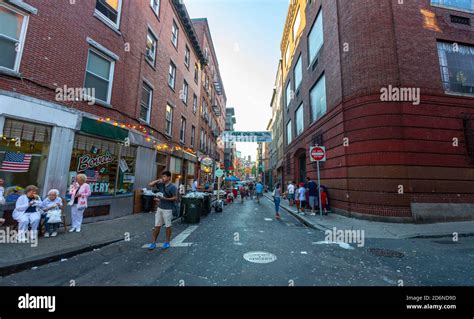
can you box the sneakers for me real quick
[51,232,58,237]
[69,228,76,233]
[44,233,50,238]
[147,243,157,250]
[75,228,81,233]
[162,242,171,250]
[310,213,316,216]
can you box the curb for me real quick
[265,195,474,240]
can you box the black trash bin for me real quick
[142,194,155,212]
[201,193,212,216]
[182,197,202,224]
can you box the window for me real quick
[146,30,157,65]
[204,47,209,60]
[95,0,122,28]
[295,103,304,136]
[84,49,115,103]
[140,82,153,123]
[180,117,186,143]
[193,94,198,113]
[181,80,189,104]
[150,0,160,15]
[168,61,176,89]
[191,125,196,147]
[171,20,179,47]
[431,0,473,13]
[310,74,327,122]
[294,55,303,90]
[308,10,324,65]
[194,63,199,82]
[293,8,301,41]
[0,4,28,72]
[437,42,474,95]
[200,129,204,150]
[287,120,293,145]
[286,81,292,108]
[184,46,190,68]
[165,105,173,135]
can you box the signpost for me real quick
[215,169,224,207]
[310,146,327,217]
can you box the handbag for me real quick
[46,209,62,224]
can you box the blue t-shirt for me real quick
[155,183,177,210]
[307,181,318,197]
[255,183,264,193]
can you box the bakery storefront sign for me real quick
[77,151,114,172]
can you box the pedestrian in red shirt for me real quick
[320,188,328,216]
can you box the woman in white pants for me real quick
[68,174,91,233]
[12,185,42,242]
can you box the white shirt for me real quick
[0,187,4,205]
[298,187,306,201]
[287,184,295,194]
[192,181,198,192]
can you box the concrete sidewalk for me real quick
[265,194,474,239]
[0,212,176,276]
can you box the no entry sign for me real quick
[310,146,326,162]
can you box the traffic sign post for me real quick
[310,146,326,217]
[215,169,224,203]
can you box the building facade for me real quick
[0,0,223,224]
[280,0,474,222]
[224,107,236,173]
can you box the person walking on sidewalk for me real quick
[147,171,177,250]
[255,181,264,204]
[287,181,295,206]
[273,183,282,219]
[296,182,307,215]
[68,174,91,233]
[306,177,318,216]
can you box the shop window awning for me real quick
[80,117,128,141]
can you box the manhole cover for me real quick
[243,251,277,264]
[432,240,458,245]
[368,248,404,258]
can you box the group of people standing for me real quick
[0,174,92,242]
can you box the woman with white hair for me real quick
[68,174,91,233]
[12,185,42,242]
[41,189,63,237]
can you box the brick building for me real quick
[280,0,474,222]
[0,0,223,223]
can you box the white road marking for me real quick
[300,251,308,255]
[142,225,198,248]
[313,241,355,250]
[264,218,273,221]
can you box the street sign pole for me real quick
[317,161,322,217]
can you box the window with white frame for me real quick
[184,45,190,68]
[165,104,173,135]
[293,8,301,41]
[180,117,186,143]
[95,0,122,28]
[310,74,327,122]
[294,55,303,90]
[0,4,28,72]
[431,0,473,13]
[146,30,157,65]
[308,9,324,65]
[168,61,176,89]
[140,82,153,123]
[171,20,179,47]
[437,41,474,95]
[150,0,160,15]
[193,94,198,113]
[200,128,204,150]
[84,49,115,103]
[295,103,304,136]
[182,80,189,105]
[286,81,292,108]
[194,63,199,82]
[286,120,293,145]
[191,125,195,147]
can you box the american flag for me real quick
[84,170,99,182]
[0,152,32,172]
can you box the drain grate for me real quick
[368,248,405,258]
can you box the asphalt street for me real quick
[1,196,473,286]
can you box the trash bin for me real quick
[142,194,155,212]
[182,197,202,224]
[201,193,212,216]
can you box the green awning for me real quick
[80,117,129,141]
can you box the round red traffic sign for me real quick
[310,146,326,161]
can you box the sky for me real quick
[184,0,289,161]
